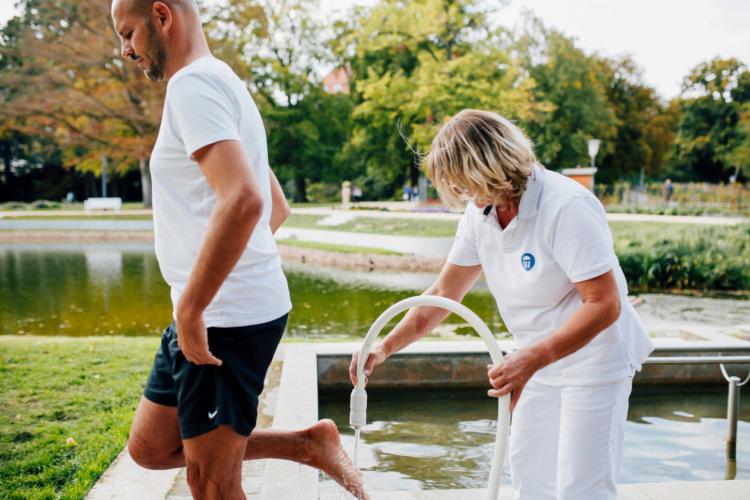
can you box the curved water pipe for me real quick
[350,295,511,500]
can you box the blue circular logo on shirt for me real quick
[521,253,535,271]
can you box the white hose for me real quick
[350,295,510,500]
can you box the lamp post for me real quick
[587,139,601,169]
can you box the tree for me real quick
[338,0,537,197]
[207,0,352,201]
[599,57,649,179]
[514,19,617,171]
[726,70,750,180]
[641,99,681,179]
[670,58,749,182]
[0,0,164,206]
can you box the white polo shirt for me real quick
[150,55,291,328]
[447,166,654,385]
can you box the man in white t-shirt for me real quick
[111,1,367,498]
[351,110,654,499]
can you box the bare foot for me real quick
[303,419,369,500]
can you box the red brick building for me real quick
[322,67,351,94]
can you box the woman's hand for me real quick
[487,348,544,411]
[350,341,389,386]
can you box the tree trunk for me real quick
[0,142,14,201]
[85,172,96,198]
[139,158,152,208]
[294,175,307,203]
[409,159,420,189]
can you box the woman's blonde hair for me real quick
[424,109,537,209]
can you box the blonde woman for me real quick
[350,110,653,499]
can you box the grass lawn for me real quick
[277,238,404,255]
[285,213,746,242]
[0,336,158,499]
[0,334,376,499]
[0,202,146,212]
[284,213,458,237]
[2,214,153,221]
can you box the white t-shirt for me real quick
[150,55,291,328]
[447,166,654,385]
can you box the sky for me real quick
[2,0,749,100]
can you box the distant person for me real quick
[110,1,366,498]
[412,185,419,202]
[352,185,363,202]
[351,110,653,500]
[664,178,674,206]
[403,185,412,201]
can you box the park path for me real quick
[294,203,748,225]
[1,205,746,258]
[1,202,747,225]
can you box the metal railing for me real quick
[644,355,750,459]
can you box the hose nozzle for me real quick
[349,386,368,428]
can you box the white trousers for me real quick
[509,376,633,500]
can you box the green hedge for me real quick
[614,224,750,292]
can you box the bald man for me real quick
[111,2,367,498]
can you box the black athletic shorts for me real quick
[143,314,287,439]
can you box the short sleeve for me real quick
[167,73,241,160]
[551,196,617,283]
[447,207,481,266]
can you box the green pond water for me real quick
[319,386,750,491]
[0,244,505,338]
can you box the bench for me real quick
[83,197,122,211]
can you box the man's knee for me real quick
[186,460,237,498]
[128,434,178,470]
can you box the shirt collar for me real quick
[517,164,543,220]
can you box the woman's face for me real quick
[448,184,496,208]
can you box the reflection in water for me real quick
[0,245,169,336]
[84,250,122,285]
[0,245,504,338]
[319,387,750,491]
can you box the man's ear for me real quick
[152,2,173,31]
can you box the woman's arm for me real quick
[488,270,621,410]
[269,168,290,234]
[349,262,483,385]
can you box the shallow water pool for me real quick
[319,386,750,491]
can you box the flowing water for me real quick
[354,427,361,470]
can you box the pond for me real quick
[0,244,504,338]
[1,243,748,338]
[318,386,750,491]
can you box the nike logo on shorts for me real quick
[208,409,218,419]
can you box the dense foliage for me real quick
[0,0,748,203]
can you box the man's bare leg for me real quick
[183,425,247,500]
[128,397,368,499]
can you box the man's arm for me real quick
[175,139,264,365]
[269,168,290,234]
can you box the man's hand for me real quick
[175,308,222,366]
[487,347,544,411]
